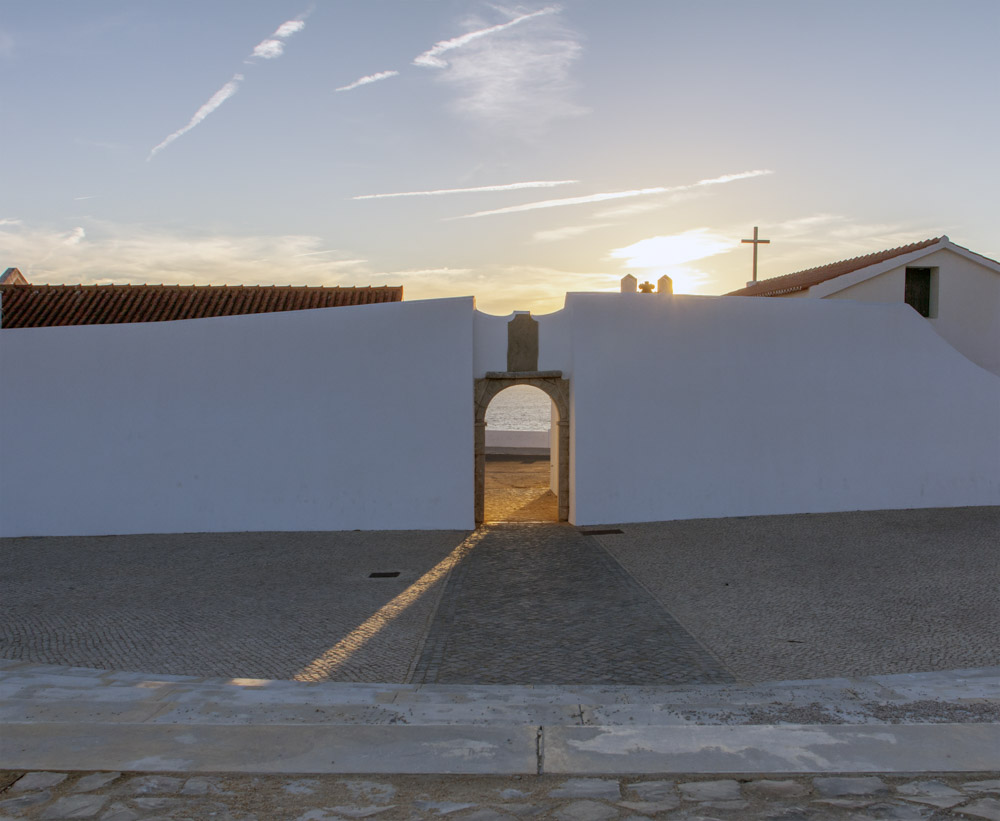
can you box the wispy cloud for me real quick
[0,218,22,227]
[533,223,612,243]
[74,195,98,201]
[453,170,774,219]
[147,74,244,161]
[413,7,558,68]
[249,16,307,60]
[274,20,306,38]
[416,6,584,134]
[149,13,308,160]
[1,221,368,286]
[335,70,399,93]
[354,180,578,200]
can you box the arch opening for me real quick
[483,386,556,523]
[474,374,569,525]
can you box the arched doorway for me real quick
[474,372,569,524]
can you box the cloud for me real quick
[454,170,774,219]
[610,229,736,269]
[533,223,611,243]
[418,6,584,134]
[0,221,369,286]
[250,16,307,60]
[147,74,244,161]
[335,70,400,93]
[74,195,98,201]
[252,39,285,59]
[413,7,559,68]
[274,20,306,38]
[0,218,22,227]
[354,180,578,200]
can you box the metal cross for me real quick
[741,226,771,282]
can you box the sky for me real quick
[2,0,998,315]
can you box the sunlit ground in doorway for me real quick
[484,454,557,522]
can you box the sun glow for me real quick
[610,229,736,294]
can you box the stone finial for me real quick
[620,274,637,293]
[507,312,539,372]
[657,275,673,295]
[638,281,655,293]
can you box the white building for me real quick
[727,236,1000,376]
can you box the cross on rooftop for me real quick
[741,226,771,282]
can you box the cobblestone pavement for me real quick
[484,456,557,523]
[413,524,732,685]
[598,507,1000,682]
[0,531,463,683]
[2,507,999,685]
[3,770,1000,820]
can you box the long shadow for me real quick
[412,523,735,686]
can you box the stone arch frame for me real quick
[474,371,570,524]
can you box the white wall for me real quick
[472,309,508,377]
[472,303,573,377]
[566,293,1000,526]
[822,248,1000,376]
[485,429,549,454]
[0,299,475,536]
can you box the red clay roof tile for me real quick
[726,237,944,297]
[0,283,403,329]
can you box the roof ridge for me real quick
[726,236,944,297]
[763,237,942,285]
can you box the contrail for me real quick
[354,180,578,200]
[147,74,243,161]
[413,7,559,68]
[148,10,310,160]
[452,170,774,219]
[336,70,399,92]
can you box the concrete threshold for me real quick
[1,660,998,775]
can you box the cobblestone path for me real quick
[4,770,1000,821]
[412,524,733,685]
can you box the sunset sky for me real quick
[3,1,998,315]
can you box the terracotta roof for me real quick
[726,237,944,297]
[0,283,403,329]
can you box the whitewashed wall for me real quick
[0,298,475,536]
[822,248,1000,376]
[564,293,1000,525]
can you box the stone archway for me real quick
[474,371,569,524]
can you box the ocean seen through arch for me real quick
[484,384,552,431]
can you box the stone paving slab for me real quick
[3,661,999,727]
[543,724,1000,774]
[0,724,540,775]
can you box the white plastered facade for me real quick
[797,241,1000,376]
[2,291,998,536]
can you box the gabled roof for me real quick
[726,237,946,297]
[0,282,403,329]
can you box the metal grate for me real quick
[368,571,400,578]
[578,529,624,535]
